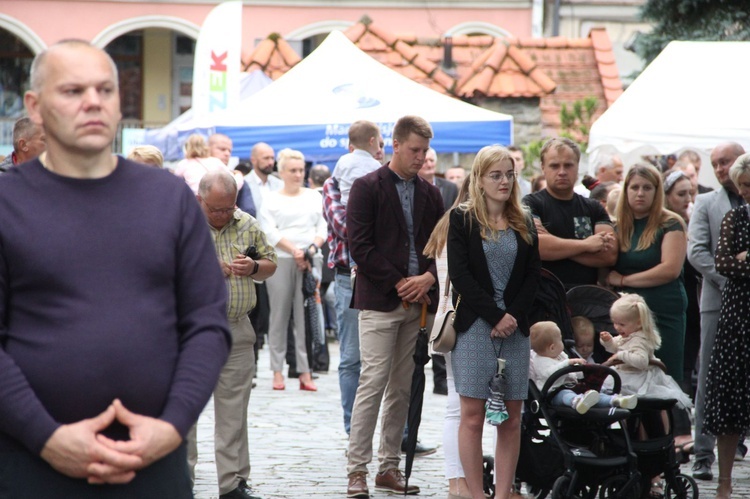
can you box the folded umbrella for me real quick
[404,302,431,492]
[486,357,509,426]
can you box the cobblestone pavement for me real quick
[193,340,750,498]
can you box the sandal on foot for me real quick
[649,482,665,499]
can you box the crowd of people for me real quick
[1,39,749,499]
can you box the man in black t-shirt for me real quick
[523,138,617,288]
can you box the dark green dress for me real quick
[615,216,687,381]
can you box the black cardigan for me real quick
[446,208,541,336]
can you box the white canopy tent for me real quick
[587,41,750,187]
[176,30,513,163]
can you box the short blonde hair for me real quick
[729,153,750,188]
[530,321,561,353]
[183,134,209,159]
[128,145,164,168]
[276,148,305,172]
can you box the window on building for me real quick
[0,31,34,118]
[106,31,143,121]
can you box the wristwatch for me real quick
[250,260,259,276]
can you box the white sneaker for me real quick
[613,394,638,409]
[573,390,600,414]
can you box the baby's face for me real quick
[575,335,594,359]
[548,337,565,358]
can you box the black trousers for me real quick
[0,443,191,498]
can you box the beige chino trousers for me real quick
[347,304,434,475]
[188,315,256,494]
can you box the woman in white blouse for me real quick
[259,148,327,392]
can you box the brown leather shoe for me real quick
[374,468,420,495]
[347,472,369,498]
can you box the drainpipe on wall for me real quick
[531,0,544,38]
[552,0,561,36]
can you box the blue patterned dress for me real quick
[451,229,530,400]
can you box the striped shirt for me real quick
[210,209,277,319]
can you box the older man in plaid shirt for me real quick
[190,170,277,499]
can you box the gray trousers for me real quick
[266,257,314,374]
[694,309,718,462]
[188,315,256,494]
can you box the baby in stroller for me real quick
[530,321,638,414]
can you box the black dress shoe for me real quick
[691,459,713,480]
[220,480,262,499]
[401,439,436,457]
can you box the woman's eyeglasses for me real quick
[484,171,516,183]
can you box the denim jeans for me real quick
[335,272,361,434]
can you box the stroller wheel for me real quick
[597,474,640,498]
[663,474,698,499]
[551,475,592,499]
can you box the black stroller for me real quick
[519,364,641,498]
[614,397,699,498]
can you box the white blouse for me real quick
[258,188,327,258]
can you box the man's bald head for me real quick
[711,142,746,189]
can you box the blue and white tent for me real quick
[143,70,272,161]
[176,30,513,163]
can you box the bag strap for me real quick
[440,274,461,314]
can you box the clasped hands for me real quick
[396,274,434,305]
[40,399,181,485]
[490,313,517,338]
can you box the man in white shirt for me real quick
[245,142,282,214]
[245,142,283,369]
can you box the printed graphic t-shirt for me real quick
[523,189,612,288]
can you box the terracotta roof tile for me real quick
[245,39,274,68]
[597,62,619,80]
[277,40,301,66]
[529,67,556,94]
[250,20,623,137]
[412,53,438,75]
[394,40,418,63]
[242,36,301,78]
[589,28,612,52]
[343,23,366,43]
[544,37,570,49]
[357,32,389,52]
[594,49,616,65]
[394,32,417,44]
[603,87,623,103]
[461,68,494,98]
[367,23,398,48]
[507,45,534,74]
[431,68,457,92]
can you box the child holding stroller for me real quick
[530,321,637,414]
[600,294,692,409]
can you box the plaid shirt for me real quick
[210,210,277,319]
[322,177,349,269]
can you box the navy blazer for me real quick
[348,164,444,313]
[447,208,541,336]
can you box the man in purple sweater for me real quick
[0,40,231,497]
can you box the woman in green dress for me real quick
[605,163,688,381]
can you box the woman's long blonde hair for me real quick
[610,293,661,349]
[615,163,685,251]
[464,145,533,244]
[423,178,470,258]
